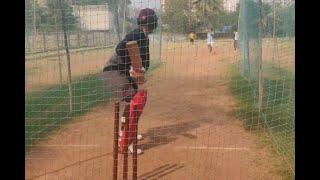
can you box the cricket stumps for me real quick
[113,102,139,180]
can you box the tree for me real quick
[216,3,240,32]
[25,0,78,32]
[25,0,34,31]
[242,0,294,38]
[192,0,222,16]
[48,0,78,31]
[76,0,107,4]
[276,2,295,37]
[192,0,223,29]
[163,0,191,33]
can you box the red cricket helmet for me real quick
[137,8,158,31]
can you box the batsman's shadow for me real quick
[139,163,185,180]
[139,99,230,151]
[140,120,201,151]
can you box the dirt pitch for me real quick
[25,41,283,180]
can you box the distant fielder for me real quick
[207,28,215,54]
[234,30,238,51]
[189,31,196,45]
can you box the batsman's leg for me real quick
[119,90,147,152]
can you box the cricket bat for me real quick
[126,41,145,85]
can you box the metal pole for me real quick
[55,13,63,86]
[77,5,81,48]
[33,0,36,51]
[272,0,276,64]
[159,1,163,61]
[42,27,47,52]
[272,0,281,71]
[258,0,264,113]
[122,0,127,39]
[59,0,73,112]
[105,3,108,46]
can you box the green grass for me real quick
[25,73,111,151]
[25,61,163,152]
[255,132,295,180]
[229,63,295,178]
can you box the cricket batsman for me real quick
[101,8,158,155]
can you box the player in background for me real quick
[207,28,215,54]
[234,30,238,51]
[189,31,196,45]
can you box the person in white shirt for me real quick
[207,28,215,53]
[234,31,238,51]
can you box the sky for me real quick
[130,0,161,9]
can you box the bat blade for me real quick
[126,41,143,72]
[126,41,145,85]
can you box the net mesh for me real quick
[25,0,295,179]
[236,0,295,172]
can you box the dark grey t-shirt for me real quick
[104,28,150,77]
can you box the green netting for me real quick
[237,0,295,175]
[25,0,162,150]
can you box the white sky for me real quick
[130,0,161,9]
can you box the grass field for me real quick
[230,61,295,178]
[25,74,110,151]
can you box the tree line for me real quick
[162,0,294,37]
